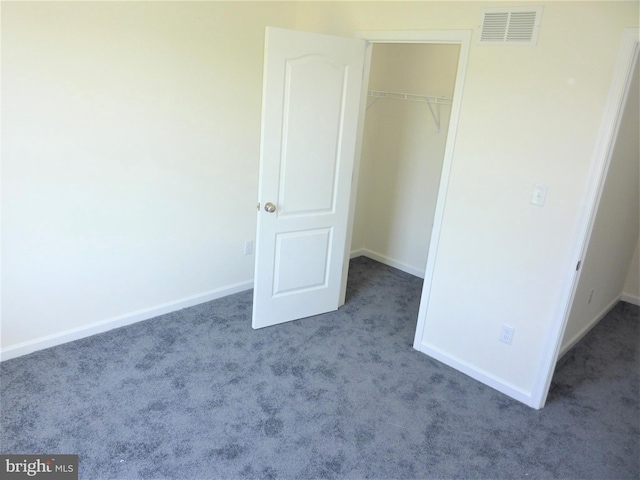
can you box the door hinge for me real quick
[576,261,581,271]
[257,202,260,211]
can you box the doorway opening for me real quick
[350,42,461,278]
[559,44,639,358]
[343,31,470,353]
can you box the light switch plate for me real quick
[531,184,548,206]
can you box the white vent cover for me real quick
[478,7,543,46]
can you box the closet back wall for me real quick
[352,43,460,277]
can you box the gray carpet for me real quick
[1,256,638,479]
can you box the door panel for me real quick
[279,56,345,216]
[273,228,332,296]
[252,27,366,329]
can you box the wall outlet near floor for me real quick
[588,288,594,304]
[244,240,254,255]
[499,324,515,345]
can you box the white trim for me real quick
[0,280,253,362]
[353,28,474,396]
[558,295,622,358]
[409,33,471,350]
[621,292,640,306]
[417,341,534,408]
[340,39,373,307]
[348,29,471,354]
[356,30,472,45]
[350,248,425,278]
[529,28,640,409]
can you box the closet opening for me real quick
[347,39,462,343]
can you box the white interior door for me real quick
[252,27,367,329]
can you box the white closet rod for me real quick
[366,90,453,133]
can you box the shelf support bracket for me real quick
[366,97,381,110]
[426,101,441,133]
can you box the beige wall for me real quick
[561,49,639,353]
[2,1,638,405]
[623,241,640,301]
[352,43,460,275]
[295,1,639,396]
[2,2,297,350]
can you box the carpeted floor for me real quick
[1,257,638,479]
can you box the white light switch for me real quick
[531,184,548,206]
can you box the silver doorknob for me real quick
[264,202,277,213]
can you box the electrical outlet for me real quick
[531,184,548,206]
[244,240,253,255]
[588,288,594,304]
[499,325,515,345]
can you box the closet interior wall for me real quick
[352,43,460,277]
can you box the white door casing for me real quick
[252,27,366,329]
[530,28,640,409]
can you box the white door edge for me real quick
[530,28,640,409]
[339,42,373,307]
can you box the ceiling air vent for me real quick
[478,7,543,46]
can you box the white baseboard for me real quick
[350,248,368,260]
[620,292,640,306]
[350,248,425,279]
[558,294,622,358]
[416,341,535,408]
[0,280,253,362]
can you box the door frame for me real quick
[339,30,472,336]
[530,28,640,409]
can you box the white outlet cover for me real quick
[499,325,515,345]
[531,184,548,206]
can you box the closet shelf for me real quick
[366,90,453,133]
